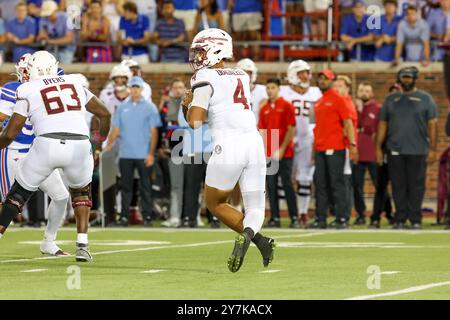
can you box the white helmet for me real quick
[237,58,257,83]
[121,59,139,68]
[190,28,233,71]
[287,59,311,88]
[109,64,132,80]
[27,51,58,81]
[15,53,32,83]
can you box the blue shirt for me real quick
[6,17,37,62]
[112,97,162,159]
[233,0,262,13]
[39,12,75,52]
[155,18,187,62]
[119,14,150,56]
[340,14,375,61]
[373,15,401,62]
[217,0,228,11]
[173,0,197,10]
[177,109,212,156]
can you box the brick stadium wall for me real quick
[0,63,448,200]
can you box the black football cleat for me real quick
[227,233,251,273]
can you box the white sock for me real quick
[297,181,312,214]
[45,198,68,242]
[242,190,266,234]
[0,233,3,239]
[77,233,88,244]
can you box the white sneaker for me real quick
[40,241,70,256]
[161,218,180,228]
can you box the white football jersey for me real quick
[191,68,257,140]
[250,83,268,123]
[280,85,322,138]
[100,80,152,103]
[15,74,93,136]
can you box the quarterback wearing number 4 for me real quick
[183,28,275,273]
[0,51,111,262]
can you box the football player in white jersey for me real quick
[236,58,268,123]
[0,51,111,262]
[99,64,132,104]
[0,53,70,256]
[280,60,322,226]
[121,59,152,102]
[183,28,275,273]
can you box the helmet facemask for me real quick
[189,45,210,71]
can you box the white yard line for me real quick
[259,270,281,273]
[19,268,48,273]
[0,232,325,264]
[140,269,166,274]
[346,281,450,300]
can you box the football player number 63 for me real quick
[41,84,81,115]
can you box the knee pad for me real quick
[70,184,92,209]
[297,181,312,197]
[5,182,34,212]
[0,182,34,227]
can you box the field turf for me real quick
[1,219,450,300]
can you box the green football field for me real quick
[1,220,450,300]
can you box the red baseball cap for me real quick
[319,69,336,80]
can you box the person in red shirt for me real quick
[258,78,299,228]
[309,69,357,229]
[332,75,358,226]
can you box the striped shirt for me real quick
[0,81,35,150]
[155,18,187,62]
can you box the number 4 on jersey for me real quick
[233,79,250,110]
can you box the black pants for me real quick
[387,154,427,224]
[352,161,378,217]
[314,150,347,222]
[119,159,153,220]
[183,154,208,223]
[344,174,353,221]
[27,190,46,223]
[371,162,393,222]
[267,158,298,220]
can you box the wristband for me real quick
[90,130,107,143]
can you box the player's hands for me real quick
[271,148,285,161]
[375,38,384,48]
[182,89,193,108]
[350,145,359,163]
[421,59,430,67]
[376,147,384,166]
[157,148,170,159]
[346,39,356,51]
[145,154,155,167]
[104,143,113,152]
[391,59,399,67]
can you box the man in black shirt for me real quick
[376,67,438,229]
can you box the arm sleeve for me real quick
[340,16,350,36]
[191,85,212,110]
[84,88,94,103]
[379,101,388,121]
[336,98,351,120]
[149,104,162,128]
[286,101,296,127]
[14,99,29,117]
[0,100,15,117]
[143,16,150,32]
[258,108,265,129]
[420,20,430,41]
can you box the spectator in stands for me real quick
[259,78,299,228]
[80,0,112,63]
[193,0,225,34]
[304,0,329,41]
[376,67,438,229]
[229,0,263,61]
[160,79,186,228]
[153,0,187,63]
[179,91,214,228]
[118,1,151,64]
[172,0,197,40]
[427,0,450,61]
[309,70,357,229]
[121,59,152,101]
[26,0,42,32]
[37,0,75,64]
[374,0,401,62]
[0,17,4,64]
[133,0,158,61]
[5,1,36,63]
[0,0,22,20]
[102,0,124,58]
[340,0,375,61]
[394,5,430,65]
[351,82,381,226]
[216,0,230,32]
[106,76,162,227]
